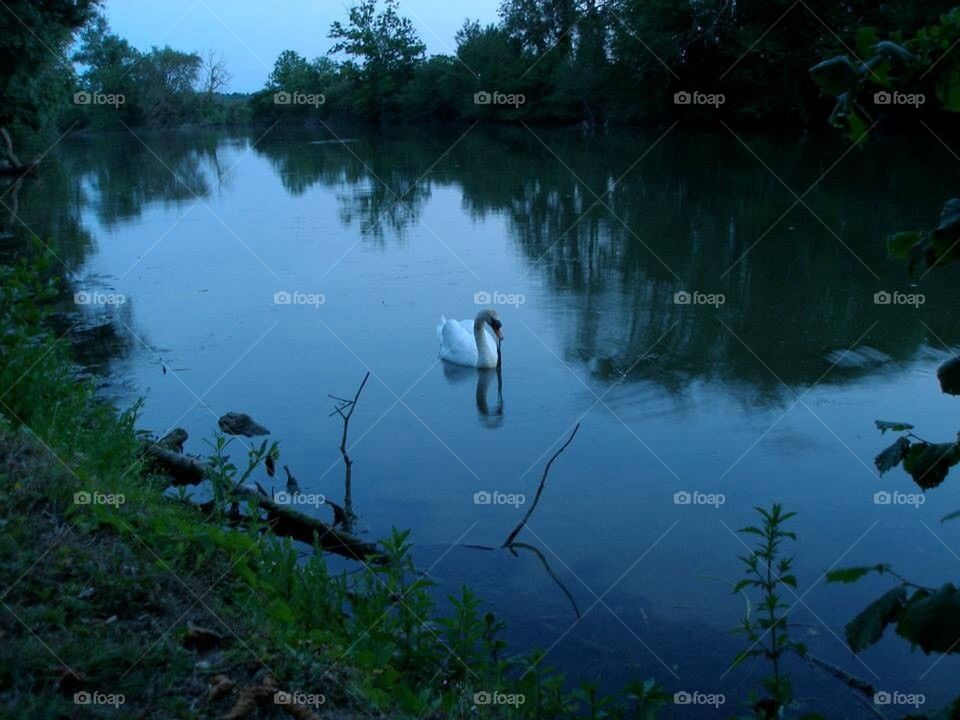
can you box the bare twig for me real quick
[503,423,581,547]
[795,650,882,718]
[331,372,370,530]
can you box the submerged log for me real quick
[235,482,382,562]
[158,428,189,453]
[140,442,383,563]
[140,441,205,483]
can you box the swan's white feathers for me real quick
[437,315,498,368]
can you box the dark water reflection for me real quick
[6,125,960,713]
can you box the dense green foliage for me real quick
[0,2,245,155]
[68,13,248,130]
[811,7,960,141]
[7,0,959,143]
[0,0,98,158]
[255,0,960,127]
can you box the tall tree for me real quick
[0,0,99,167]
[201,50,232,103]
[329,0,426,120]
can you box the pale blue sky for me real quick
[103,0,502,92]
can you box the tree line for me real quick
[249,0,960,127]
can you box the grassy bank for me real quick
[0,251,668,719]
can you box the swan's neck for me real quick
[474,320,497,368]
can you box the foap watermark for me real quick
[74,691,125,708]
[474,90,526,108]
[274,290,325,308]
[74,91,125,108]
[474,290,525,308]
[874,690,925,709]
[674,490,725,508]
[474,490,525,508]
[874,91,925,108]
[673,691,725,708]
[874,290,924,308]
[473,690,525,707]
[74,290,125,306]
[673,90,725,108]
[274,691,325,708]
[74,491,125,508]
[874,490,925,508]
[273,491,326,508]
[674,290,725,308]
[273,90,325,107]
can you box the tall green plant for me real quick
[732,504,805,718]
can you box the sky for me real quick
[103,0,503,93]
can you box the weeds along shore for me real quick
[0,252,668,719]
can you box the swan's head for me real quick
[476,308,504,340]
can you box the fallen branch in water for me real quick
[140,441,383,563]
[503,423,580,547]
[797,651,876,699]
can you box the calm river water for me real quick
[9,125,960,715]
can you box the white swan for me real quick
[437,309,503,368]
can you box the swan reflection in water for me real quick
[441,362,504,428]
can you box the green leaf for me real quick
[896,584,960,654]
[780,574,798,588]
[935,61,960,111]
[266,598,295,623]
[903,441,960,489]
[730,648,758,669]
[827,564,890,583]
[875,420,915,434]
[856,28,879,59]
[875,436,911,474]
[846,108,870,144]
[887,231,923,259]
[845,586,907,651]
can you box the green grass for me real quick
[0,250,669,719]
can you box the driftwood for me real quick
[158,428,189,453]
[794,650,883,720]
[798,652,876,698]
[140,442,383,563]
[140,441,205,483]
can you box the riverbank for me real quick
[0,253,670,718]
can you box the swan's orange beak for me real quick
[491,319,503,340]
